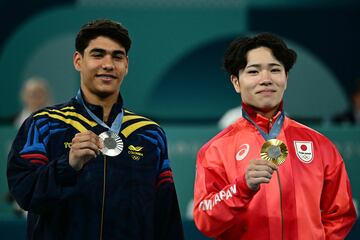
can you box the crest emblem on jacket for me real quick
[294,141,314,163]
[128,145,144,161]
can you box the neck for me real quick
[101,103,113,122]
[255,107,279,119]
[81,89,118,122]
[243,102,281,119]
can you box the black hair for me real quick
[75,19,131,55]
[224,32,297,76]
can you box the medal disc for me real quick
[260,139,288,165]
[99,131,123,156]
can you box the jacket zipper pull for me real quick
[268,118,273,132]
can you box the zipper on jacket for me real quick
[275,170,284,240]
[100,155,107,240]
[268,118,273,132]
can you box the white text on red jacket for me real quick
[199,184,237,211]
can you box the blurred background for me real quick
[0,0,359,239]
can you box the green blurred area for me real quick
[0,5,354,124]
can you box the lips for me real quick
[96,74,116,78]
[96,74,117,81]
[256,89,276,94]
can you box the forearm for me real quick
[194,174,257,237]
[7,152,78,214]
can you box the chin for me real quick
[251,102,276,110]
[96,90,116,98]
[263,104,281,112]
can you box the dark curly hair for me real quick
[75,19,131,55]
[224,32,297,76]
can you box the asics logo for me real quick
[236,144,250,161]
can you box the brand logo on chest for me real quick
[64,142,72,149]
[294,141,314,163]
[236,143,250,161]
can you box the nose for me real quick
[259,70,272,85]
[102,55,114,71]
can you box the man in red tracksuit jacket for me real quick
[193,32,357,239]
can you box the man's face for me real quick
[231,46,287,116]
[73,36,128,100]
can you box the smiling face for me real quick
[73,36,128,104]
[231,47,288,118]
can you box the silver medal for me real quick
[99,131,123,156]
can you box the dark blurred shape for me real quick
[332,78,360,125]
[0,0,75,55]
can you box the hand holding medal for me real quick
[75,90,124,157]
[69,130,104,171]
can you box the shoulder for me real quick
[18,101,72,126]
[285,117,335,148]
[198,122,239,156]
[25,100,95,133]
[31,101,79,124]
[122,109,164,138]
[32,101,75,119]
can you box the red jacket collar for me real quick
[241,102,283,133]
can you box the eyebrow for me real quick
[246,63,282,69]
[89,48,126,56]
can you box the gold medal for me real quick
[99,131,123,156]
[260,139,288,165]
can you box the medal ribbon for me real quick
[76,90,123,134]
[242,108,284,141]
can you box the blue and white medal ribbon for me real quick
[242,108,284,141]
[242,108,288,165]
[76,90,124,156]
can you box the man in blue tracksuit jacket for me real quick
[7,19,184,240]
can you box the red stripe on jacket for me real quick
[21,153,48,162]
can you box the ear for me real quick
[284,73,288,90]
[230,74,241,93]
[124,56,129,76]
[73,51,82,72]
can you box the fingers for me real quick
[71,146,98,159]
[69,131,102,171]
[72,131,102,150]
[247,168,273,180]
[248,160,277,173]
[71,140,100,156]
[245,159,278,191]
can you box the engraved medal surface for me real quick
[99,131,123,156]
[260,139,288,165]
